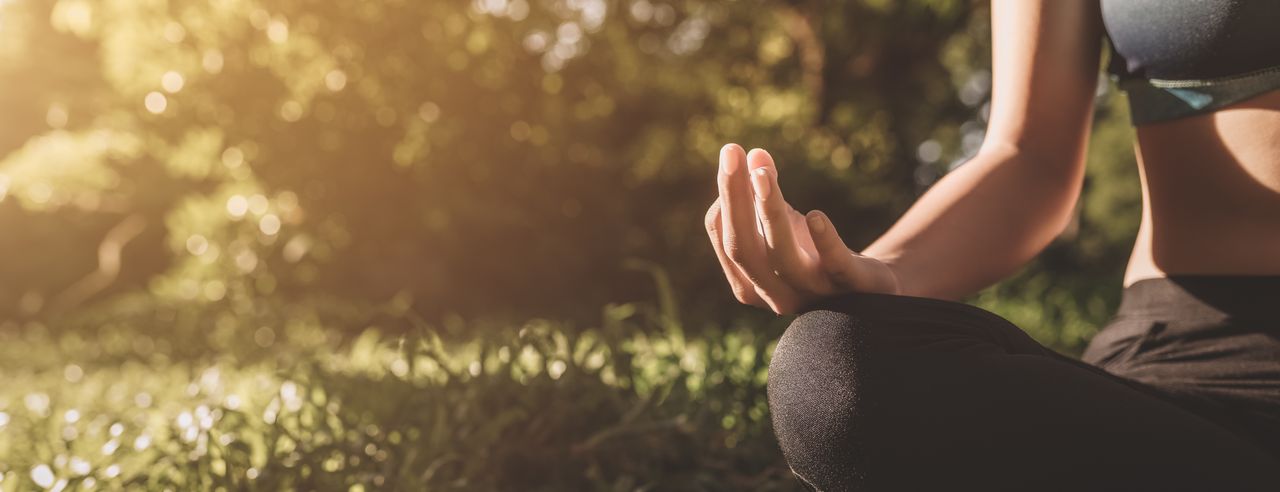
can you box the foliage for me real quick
[0,0,1143,347]
[0,0,992,321]
[0,0,1148,489]
[0,298,797,491]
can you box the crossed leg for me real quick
[767,293,1280,491]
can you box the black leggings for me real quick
[767,276,1280,491]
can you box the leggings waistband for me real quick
[1116,275,1280,321]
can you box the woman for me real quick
[704,1,1280,490]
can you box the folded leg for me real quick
[767,293,1280,491]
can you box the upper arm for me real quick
[983,0,1104,165]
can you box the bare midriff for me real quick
[1123,89,1280,286]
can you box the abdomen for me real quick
[1125,89,1280,283]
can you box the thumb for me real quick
[805,210,899,294]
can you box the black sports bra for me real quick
[1100,0,1280,125]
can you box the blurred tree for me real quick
[0,0,1139,350]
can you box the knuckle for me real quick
[764,247,786,269]
[767,253,800,280]
[757,207,780,226]
[767,257,788,279]
[703,202,720,229]
[725,243,750,265]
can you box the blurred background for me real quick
[0,0,1140,490]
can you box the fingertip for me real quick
[746,148,775,169]
[805,210,827,234]
[720,144,746,174]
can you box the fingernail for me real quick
[748,148,772,165]
[807,212,826,233]
[750,167,770,199]
[720,144,739,174]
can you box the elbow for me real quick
[977,138,1089,180]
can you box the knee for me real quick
[769,305,884,398]
[767,308,874,489]
[767,307,880,424]
[768,307,872,437]
[769,308,872,391]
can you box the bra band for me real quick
[1117,65,1280,125]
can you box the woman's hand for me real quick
[704,144,900,314]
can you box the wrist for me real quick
[876,256,906,296]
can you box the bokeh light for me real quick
[0,0,1141,489]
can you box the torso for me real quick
[1123,89,1280,286]
[1098,0,1280,286]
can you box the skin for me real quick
[706,0,1280,314]
[1126,89,1280,283]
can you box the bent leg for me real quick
[767,293,1280,491]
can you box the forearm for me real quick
[861,142,1087,300]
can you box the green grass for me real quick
[0,299,799,491]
